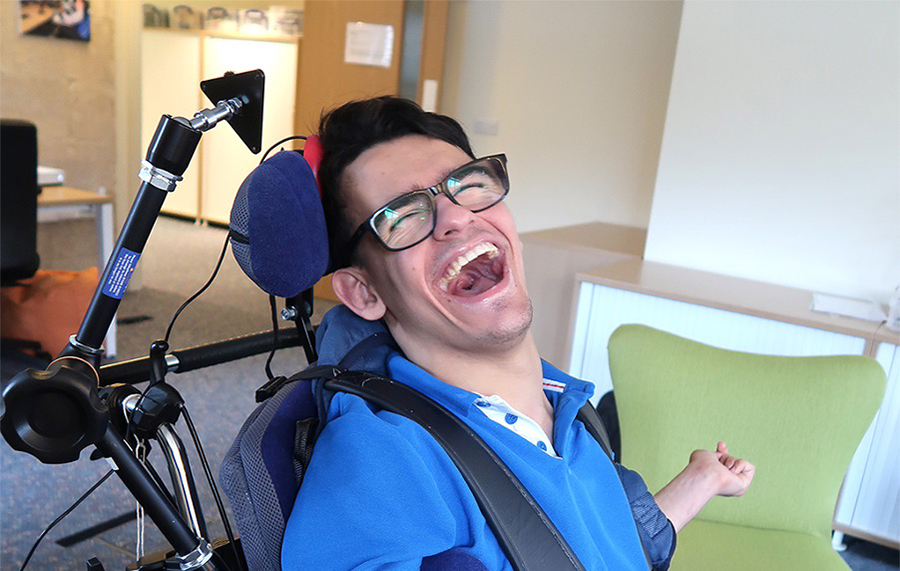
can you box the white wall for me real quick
[645,0,900,303]
[441,1,682,233]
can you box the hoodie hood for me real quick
[315,304,396,372]
[312,305,399,424]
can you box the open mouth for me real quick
[439,242,506,298]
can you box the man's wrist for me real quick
[685,454,725,499]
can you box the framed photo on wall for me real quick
[19,0,91,42]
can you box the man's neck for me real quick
[399,333,554,437]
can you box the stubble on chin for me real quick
[478,296,534,346]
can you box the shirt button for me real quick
[475,399,491,408]
[537,441,548,451]
[504,413,518,424]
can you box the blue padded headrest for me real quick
[229,150,329,298]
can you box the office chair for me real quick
[0,119,50,363]
[1,119,41,285]
[608,324,885,570]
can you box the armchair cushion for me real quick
[672,519,851,571]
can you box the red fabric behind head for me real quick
[303,135,323,196]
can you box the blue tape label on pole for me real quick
[101,247,140,300]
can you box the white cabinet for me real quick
[141,30,298,223]
[834,342,900,546]
[141,29,202,218]
[567,259,899,548]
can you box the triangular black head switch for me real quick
[201,69,265,154]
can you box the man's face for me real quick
[339,135,533,357]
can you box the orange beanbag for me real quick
[1,267,99,357]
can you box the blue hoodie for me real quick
[282,306,673,570]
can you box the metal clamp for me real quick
[178,541,214,570]
[68,334,105,356]
[165,353,181,372]
[139,161,183,192]
[190,97,245,132]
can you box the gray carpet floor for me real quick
[1,217,897,570]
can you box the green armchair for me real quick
[608,324,886,570]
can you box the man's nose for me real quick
[432,194,475,240]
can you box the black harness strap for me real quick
[576,403,614,461]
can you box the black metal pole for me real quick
[65,115,202,362]
[74,180,165,350]
[99,328,303,386]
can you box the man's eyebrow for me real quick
[400,164,462,195]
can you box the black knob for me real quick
[1,358,109,464]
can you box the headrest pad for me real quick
[229,150,329,298]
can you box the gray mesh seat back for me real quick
[218,307,395,571]
[220,381,307,571]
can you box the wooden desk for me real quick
[38,187,117,357]
[39,186,113,208]
[574,258,892,354]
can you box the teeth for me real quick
[440,242,499,288]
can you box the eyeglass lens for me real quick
[372,156,508,250]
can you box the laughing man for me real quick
[282,97,754,570]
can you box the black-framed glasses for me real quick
[346,154,509,257]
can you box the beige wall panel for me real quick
[441,1,682,233]
[294,0,404,134]
[0,0,117,196]
[645,0,900,304]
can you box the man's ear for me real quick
[331,267,387,321]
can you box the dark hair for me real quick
[317,96,475,269]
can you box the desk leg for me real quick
[97,201,117,358]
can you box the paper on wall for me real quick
[344,22,394,68]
